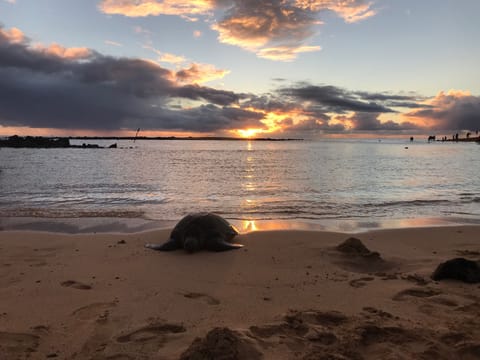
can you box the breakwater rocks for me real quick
[0,136,116,149]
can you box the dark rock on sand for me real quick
[431,258,480,283]
[180,327,262,360]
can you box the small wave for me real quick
[365,199,451,208]
[0,208,146,219]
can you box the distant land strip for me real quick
[68,136,304,141]
[0,135,304,148]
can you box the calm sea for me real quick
[1,138,479,232]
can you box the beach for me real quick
[1,226,480,359]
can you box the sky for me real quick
[1,0,480,138]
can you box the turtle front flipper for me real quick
[145,238,180,251]
[207,237,244,252]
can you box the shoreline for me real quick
[1,215,480,234]
[1,225,480,358]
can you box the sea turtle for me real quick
[145,213,243,253]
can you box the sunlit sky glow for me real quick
[1,0,479,138]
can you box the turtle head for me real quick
[183,236,201,253]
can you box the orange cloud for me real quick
[175,63,230,84]
[98,0,214,18]
[211,5,322,61]
[142,45,186,65]
[98,1,377,61]
[257,44,321,61]
[211,17,271,50]
[141,45,228,84]
[158,52,186,64]
[35,43,93,60]
[0,26,25,43]
[295,0,376,23]
[0,26,92,60]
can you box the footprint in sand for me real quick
[72,302,117,322]
[61,280,92,290]
[105,355,136,360]
[0,331,40,357]
[362,307,394,319]
[181,292,220,305]
[358,324,416,346]
[349,276,374,288]
[116,322,186,343]
[440,332,471,345]
[392,287,441,301]
[456,343,480,359]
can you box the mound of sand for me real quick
[336,237,381,260]
[180,327,262,360]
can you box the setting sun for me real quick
[236,128,264,138]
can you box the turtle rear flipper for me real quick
[207,238,244,252]
[145,238,180,251]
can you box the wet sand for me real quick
[1,226,479,359]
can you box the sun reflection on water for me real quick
[242,220,258,232]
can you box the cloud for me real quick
[175,63,230,84]
[0,25,261,134]
[295,0,376,23]
[158,52,186,64]
[4,25,470,137]
[104,40,123,47]
[211,0,321,60]
[0,26,25,43]
[278,84,395,113]
[133,25,152,35]
[0,27,95,72]
[335,112,420,131]
[98,0,215,18]
[98,0,378,61]
[141,45,229,84]
[34,43,93,60]
[405,90,480,131]
[175,84,243,105]
[256,44,321,61]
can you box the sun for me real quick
[236,128,264,138]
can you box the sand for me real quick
[1,226,480,359]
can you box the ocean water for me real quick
[1,138,479,232]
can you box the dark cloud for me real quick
[4,25,475,137]
[406,91,480,131]
[354,91,418,101]
[242,94,298,113]
[347,112,420,131]
[282,118,346,136]
[279,84,395,113]
[176,84,243,106]
[0,26,259,133]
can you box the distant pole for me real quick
[133,128,140,143]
